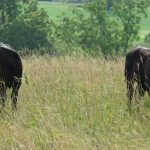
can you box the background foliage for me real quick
[0,0,52,52]
[53,0,150,55]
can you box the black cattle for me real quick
[125,46,150,109]
[0,43,22,110]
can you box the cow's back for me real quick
[0,46,22,88]
[125,46,150,90]
[125,47,141,80]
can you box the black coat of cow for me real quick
[125,46,150,108]
[0,43,22,110]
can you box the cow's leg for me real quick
[147,85,150,98]
[138,85,145,97]
[148,90,150,98]
[135,82,145,112]
[127,80,134,110]
[11,88,18,111]
[11,80,21,111]
[138,73,146,97]
[136,78,145,100]
[1,85,6,108]
[0,82,6,109]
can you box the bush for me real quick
[144,33,150,42]
[0,0,53,52]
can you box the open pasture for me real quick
[0,56,150,149]
[38,1,78,21]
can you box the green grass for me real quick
[141,8,150,31]
[139,8,150,41]
[38,1,76,22]
[1,55,150,149]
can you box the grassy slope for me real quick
[1,56,150,149]
[38,2,75,22]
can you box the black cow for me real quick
[0,43,22,110]
[125,46,150,109]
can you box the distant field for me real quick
[38,1,77,21]
[39,1,150,41]
[139,8,150,41]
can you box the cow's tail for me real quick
[13,53,23,87]
[125,58,133,83]
[138,54,147,91]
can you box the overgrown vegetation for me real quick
[1,56,150,149]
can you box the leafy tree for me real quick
[54,0,121,55]
[113,0,150,53]
[54,0,150,55]
[53,10,99,55]
[0,0,21,24]
[107,0,113,11]
[86,0,150,54]
[0,0,52,51]
[85,0,121,54]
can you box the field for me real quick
[1,56,150,149]
[38,2,77,22]
[0,1,150,149]
[38,1,150,41]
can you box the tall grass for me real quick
[38,1,150,42]
[1,55,150,149]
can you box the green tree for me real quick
[86,0,150,54]
[0,0,21,24]
[53,10,99,55]
[54,0,121,55]
[85,0,121,54]
[113,0,150,53]
[0,0,52,51]
[54,0,150,55]
[107,0,113,11]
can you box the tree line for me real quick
[0,0,150,56]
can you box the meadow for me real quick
[1,55,150,149]
[38,1,77,22]
[0,1,149,149]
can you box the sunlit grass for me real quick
[0,55,150,149]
